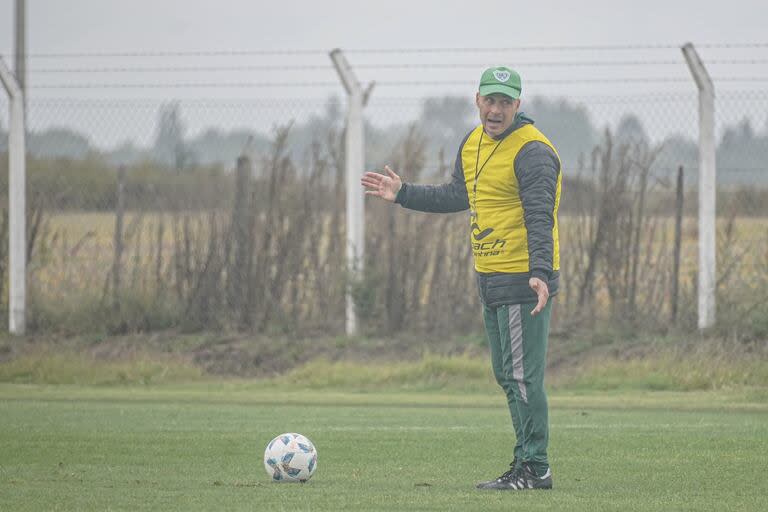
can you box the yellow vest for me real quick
[461,124,561,273]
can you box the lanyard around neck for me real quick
[472,130,503,218]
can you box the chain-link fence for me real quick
[1,45,767,337]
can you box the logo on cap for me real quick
[493,70,511,82]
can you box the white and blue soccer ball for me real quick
[263,433,318,483]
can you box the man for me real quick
[361,66,561,491]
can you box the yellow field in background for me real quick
[32,210,767,301]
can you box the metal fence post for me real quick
[329,49,373,336]
[0,57,27,334]
[682,43,716,330]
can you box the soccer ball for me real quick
[263,432,318,483]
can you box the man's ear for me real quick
[475,92,482,108]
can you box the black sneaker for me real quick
[476,462,553,490]
[475,458,519,489]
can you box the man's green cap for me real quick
[478,66,522,99]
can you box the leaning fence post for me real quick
[682,42,716,330]
[329,48,374,336]
[0,56,26,335]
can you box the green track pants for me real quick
[483,301,552,473]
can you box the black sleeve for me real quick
[514,141,560,281]
[393,134,471,213]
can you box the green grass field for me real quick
[1,384,766,511]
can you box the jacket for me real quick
[394,113,561,306]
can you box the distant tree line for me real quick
[0,96,766,188]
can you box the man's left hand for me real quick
[529,277,549,316]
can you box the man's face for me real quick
[476,93,520,138]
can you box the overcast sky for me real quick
[1,0,767,146]
[2,0,767,56]
[2,0,767,95]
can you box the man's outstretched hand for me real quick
[361,165,402,202]
[529,277,550,316]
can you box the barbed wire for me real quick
[3,42,767,59]
[1,49,328,58]
[370,77,768,84]
[10,91,762,106]
[27,82,342,89]
[21,58,768,74]
[29,65,336,73]
[26,77,768,89]
[348,43,768,53]
[345,42,768,54]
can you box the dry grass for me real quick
[0,348,202,385]
[19,205,767,338]
[5,128,767,338]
